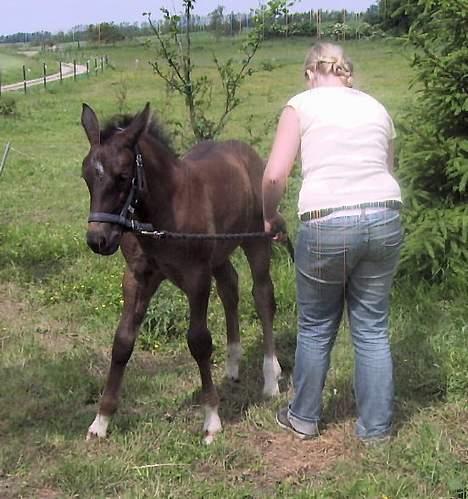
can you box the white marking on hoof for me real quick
[86,414,110,440]
[225,342,242,381]
[262,355,282,397]
[202,405,222,445]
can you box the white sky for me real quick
[1,0,376,36]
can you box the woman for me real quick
[262,43,403,443]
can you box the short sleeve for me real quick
[286,94,301,111]
[388,113,397,140]
[285,93,304,134]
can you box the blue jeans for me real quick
[288,208,403,439]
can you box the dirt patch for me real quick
[0,282,80,354]
[240,421,361,488]
[0,479,62,499]
[19,50,39,57]
[0,283,28,333]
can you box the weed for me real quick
[0,95,18,116]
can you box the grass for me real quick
[0,48,62,86]
[0,34,467,498]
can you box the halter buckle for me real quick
[140,230,167,239]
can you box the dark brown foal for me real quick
[81,103,281,443]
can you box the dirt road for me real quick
[1,62,88,93]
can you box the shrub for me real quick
[398,0,468,287]
[0,95,18,117]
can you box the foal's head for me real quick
[81,103,151,255]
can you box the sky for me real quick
[1,0,376,36]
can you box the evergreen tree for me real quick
[398,0,468,285]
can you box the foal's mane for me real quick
[100,113,177,157]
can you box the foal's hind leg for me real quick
[242,239,282,397]
[213,260,242,381]
[184,267,221,444]
[87,267,164,440]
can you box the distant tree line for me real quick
[0,2,389,46]
[0,0,426,46]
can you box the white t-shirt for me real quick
[286,87,402,215]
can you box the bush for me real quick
[398,0,468,287]
[0,95,18,117]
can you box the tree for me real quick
[397,0,468,286]
[208,5,225,39]
[144,0,265,142]
[87,23,125,43]
[365,0,423,34]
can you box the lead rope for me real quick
[138,228,295,262]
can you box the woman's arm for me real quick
[262,106,301,235]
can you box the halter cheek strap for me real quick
[87,144,155,233]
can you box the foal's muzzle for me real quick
[86,222,122,255]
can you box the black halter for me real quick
[87,145,156,233]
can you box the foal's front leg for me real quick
[184,268,221,444]
[87,267,164,439]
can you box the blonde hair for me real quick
[304,43,354,88]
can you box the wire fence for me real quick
[0,55,109,96]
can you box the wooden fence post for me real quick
[0,142,11,177]
[86,60,89,77]
[343,9,346,41]
[73,60,77,80]
[43,63,47,89]
[23,65,27,94]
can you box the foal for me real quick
[81,103,281,443]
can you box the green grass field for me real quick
[0,35,466,498]
[0,48,62,86]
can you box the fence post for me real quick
[73,60,77,80]
[43,63,47,89]
[0,71,2,97]
[95,58,98,75]
[0,142,11,177]
[343,9,346,41]
[59,61,63,82]
[23,65,27,94]
[100,56,104,72]
[86,60,89,77]
[316,9,322,40]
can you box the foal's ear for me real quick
[120,102,152,147]
[81,103,100,146]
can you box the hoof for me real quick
[262,382,280,398]
[202,405,222,445]
[86,429,105,441]
[262,355,282,397]
[225,373,240,383]
[86,414,109,440]
[203,431,217,445]
[225,343,242,382]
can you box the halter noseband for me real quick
[87,145,156,233]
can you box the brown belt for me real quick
[299,200,402,222]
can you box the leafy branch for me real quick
[144,0,270,142]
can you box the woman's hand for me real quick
[264,212,288,242]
